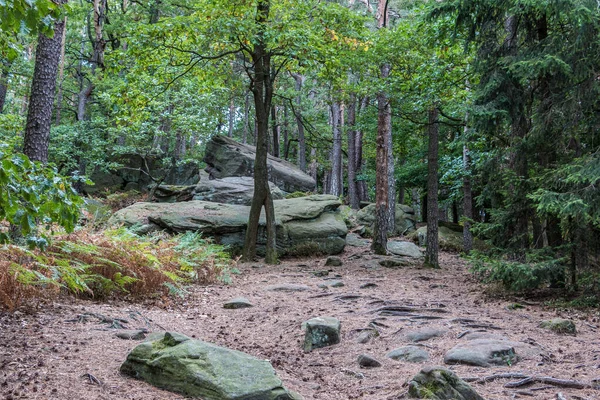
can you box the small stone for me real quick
[356,329,378,344]
[408,366,484,400]
[302,317,341,352]
[325,256,343,267]
[379,257,410,268]
[387,346,429,363]
[444,339,517,367]
[223,297,253,309]
[359,283,378,289]
[265,284,311,292]
[357,354,381,368]
[539,319,576,335]
[330,280,345,288]
[405,328,447,343]
[115,330,147,340]
[311,270,329,277]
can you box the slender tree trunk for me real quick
[228,96,235,138]
[412,188,422,221]
[243,92,250,144]
[243,0,277,264]
[463,143,474,253]
[23,12,67,163]
[384,67,395,234]
[54,16,67,124]
[371,88,390,254]
[330,101,342,196]
[356,96,368,201]
[292,73,306,171]
[309,147,317,189]
[283,105,290,160]
[271,104,279,158]
[347,93,359,209]
[425,106,440,268]
[0,60,11,114]
[174,131,186,159]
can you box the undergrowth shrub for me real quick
[0,229,233,310]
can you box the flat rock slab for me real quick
[406,328,447,343]
[115,330,147,340]
[444,339,517,367]
[265,284,311,292]
[120,332,296,400]
[318,280,344,288]
[325,256,343,266]
[387,346,429,363]
[302,317,341,352]
[223,297,253,309]
[408,366,484,400]
[387,241,423,258]
[346,233,370,247]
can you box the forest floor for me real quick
[1,244,599,400]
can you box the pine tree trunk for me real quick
[425,106,440,268]
[356,96,368,202]
[463,142,474,253]
[330,101,342,197]
[23,13,67,163]
[243,92,250,144]
[228,97,235,138]
[283,105,290,160]
[347,93,359,209]
[271,104,279,158]
[54,17,67,124]
[371,86,390,255]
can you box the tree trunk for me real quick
[0,60,11,114]
[54,17,67,124]
[425,106,440,268]
[228,96,235,138]
[371,88,390,255]
[330,101,342,197]
[243,92,250,144]
[23,12,67,163]
[174,131,186,159]
[356,96,368,202]
[383,65,395,234]
[347,93,359,209]
[463,124,474,254]
[271,104,279,158]
[283,105,290,160]
[242,0,277,264]
[309,147,317,189]
[292,73,306,171]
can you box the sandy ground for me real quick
[1,246,599,400]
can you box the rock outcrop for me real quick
[120,332,297,400]
[153,177,285,205]
[204,135,316,192]
[408,366,484,400]
[109,194,347,256]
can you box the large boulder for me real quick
[153,177,285,205]
[109,194,347,256]
[120,332,297,399]
[357,204,416,236]
[408,225,487,252]
[204,135,315,192]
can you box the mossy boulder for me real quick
[302,317,341,352]
[407,225,487,252]
[357,203,416,236]
[539,319,576,335]
[408,366,484,400]
[120,332,297,400]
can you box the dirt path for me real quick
[1,247,599,400]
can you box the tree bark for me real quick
[330,101,342,197]
[0,60,11,114]
[292,73,306,171]
[242,0,277,264]
[347,93,359,209]
[356,96,368,201]
[271,104,279,158]
[243,92,250,144]
[283,105,290,160]
[23,12,67,163]
[228,96,235,138]
[463,141,474,253]
[54,16,67,124]
[371,88,390,255]
[425,106,440,268]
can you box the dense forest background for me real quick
[0,0,599,305]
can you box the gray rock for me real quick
[303,317,341,352]
[539,318,576,335]
[357,354,381,368]
[406,328,447,343]
[356,329,378,344]
[265,284,311,292]
[408,366,484,400]
[387,241,423,258]
[408,225,486,252]
[378,257,411,268]
[346,233,369,247]
[357,204,416,236]
[311,270,329,277]
[325,256,343,267]
[223,297,253,309]
[154,177,284,205]
[387,346,429,363]
[444,339,517,367]
[204,135,315,192]
[120,332,296,400]
[109,195,347,257]
[318,280,344,288]
[115,330,147,340]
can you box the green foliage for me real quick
[0,143,85,249]
[469,250,567,292]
